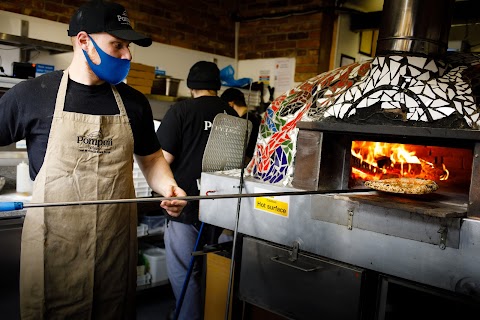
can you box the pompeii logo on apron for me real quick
[76,129,114,154]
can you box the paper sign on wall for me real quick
[274,58,294,97]
[259,69,270,85]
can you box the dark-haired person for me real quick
[221,87,262,164]
[0,1,186,318]
[156,61,238,319]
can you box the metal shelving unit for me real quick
[136,201,168,292]
[0,20,73,63]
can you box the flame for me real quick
[351,141,449,182]
[439,163,449,181]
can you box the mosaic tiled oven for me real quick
[199,0,480,314]
[248,0,480,218]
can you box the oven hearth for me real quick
[350,141,472,194]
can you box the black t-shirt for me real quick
[156,95,237,224]
[242,111,261,159]
[0,70,160,179]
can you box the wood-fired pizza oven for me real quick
[289,0,480,219]
[199,0,480,318]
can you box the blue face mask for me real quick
[83,35,130,85]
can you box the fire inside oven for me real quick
[349,141,473,194]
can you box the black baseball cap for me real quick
[67,0,152,47]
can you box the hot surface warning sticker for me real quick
[254,187,289,218]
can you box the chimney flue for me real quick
[376,0,455,56]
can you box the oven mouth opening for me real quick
[349,141,472,195]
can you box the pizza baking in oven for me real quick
[364,178,439,194]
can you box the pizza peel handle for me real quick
[0,202,24,211]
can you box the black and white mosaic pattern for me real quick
[304,53,480,128]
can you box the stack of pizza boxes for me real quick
[126,62,155,95]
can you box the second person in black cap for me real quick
[156,61,238,320]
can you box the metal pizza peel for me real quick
[175,113,252,319]
[202,113,252,172]
[200,113,253,320]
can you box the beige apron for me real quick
[20,69,137,319]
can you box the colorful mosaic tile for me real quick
[248,53,480,185]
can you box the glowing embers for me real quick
[350,142,473,192]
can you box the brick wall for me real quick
[0,0,336,82]
[0,0,237,57]
[236,0,336,82]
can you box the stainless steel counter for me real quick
[0,151,28,167]
[199,171,480,298]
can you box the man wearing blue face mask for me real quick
[0,0,187,319]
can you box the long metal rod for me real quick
[21,189,372,209]
[225,92,252,320]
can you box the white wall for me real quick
[0,45,19,76]
[0,11,71,45]
[335,13,373,67]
